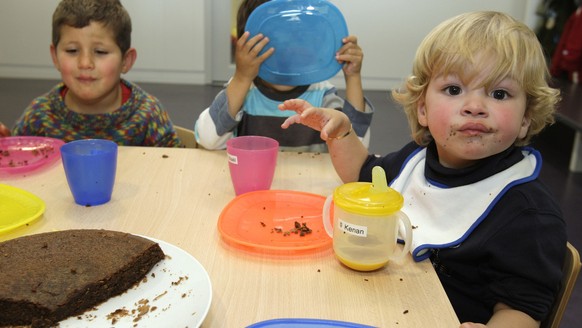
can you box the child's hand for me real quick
[336,35,363,77]
[278,99,352,141]
[232,31,275,83]
[0,123,10,137]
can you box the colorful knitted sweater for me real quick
[12,80,181,147]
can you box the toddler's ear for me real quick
[417,100,428,127]
[518,115,531,139]
[121,48,137,74]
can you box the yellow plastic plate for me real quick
[0,184,45,234]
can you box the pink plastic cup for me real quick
[226,136,279,195]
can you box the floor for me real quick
[1,78,580,327]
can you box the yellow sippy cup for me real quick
[323,166,413,271]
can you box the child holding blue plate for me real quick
[194,0,373,152]
[278,11,567,327]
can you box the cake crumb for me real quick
[154,290,168,301]
[107,307,130,324]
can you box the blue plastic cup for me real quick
[60,139,118,206]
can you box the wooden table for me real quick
[1,146,460,327]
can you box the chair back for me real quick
[175,125,197,149]
[541,242,581,328]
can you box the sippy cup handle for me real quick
[392,212,413,261]
[322,195,334,237]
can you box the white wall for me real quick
[329,0,540,89]
[0,0,542,90]
[0,0,207,84]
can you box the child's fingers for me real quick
[257,46,275,61]
[247,34,270,55]
[238,32,271,56]
[281,114,302,129]
[336,48,363,67]
[337,36,359,54]
[343,35,358,44]
[236,31,250,48]
[278,99,312,113]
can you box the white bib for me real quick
[390,148,540,261]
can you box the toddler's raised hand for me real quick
[233,32,275,83]
[278,99,352,141]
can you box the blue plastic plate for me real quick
[245,0,348,86]
[247,318,375,328]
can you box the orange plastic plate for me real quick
[0,184,45,234]
[218,190,331,253]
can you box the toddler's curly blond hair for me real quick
[392,11,560,146]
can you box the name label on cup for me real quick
[227,153,238,165]
[338,219,367,237]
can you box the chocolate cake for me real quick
[0,229,165,327]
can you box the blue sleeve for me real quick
[342,97,374,137]
[321,88,374,138]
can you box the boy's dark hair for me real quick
[52,0,132,54]
[236,0,269,39]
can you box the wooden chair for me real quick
[174,125,197,149]
[541,242,581,328]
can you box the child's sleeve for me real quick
[194,90,240,150]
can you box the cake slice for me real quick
[0,229,165,327]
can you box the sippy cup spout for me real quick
[371,166,389,193]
